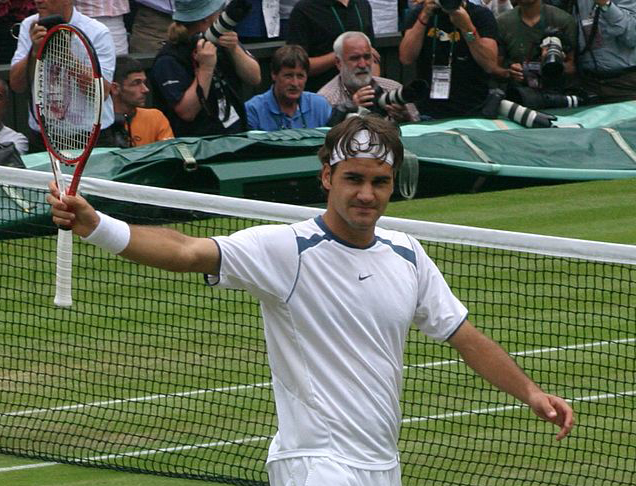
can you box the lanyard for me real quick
[275,103,307,130]
[331,2,363,33]
[431,14,457,67]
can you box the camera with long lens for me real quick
[205,0,252,43]
[372,79,429,114]
[540,28,565,81]
[435,0,463,11]
[482,88,557,128]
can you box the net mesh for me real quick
[0,170,634,485]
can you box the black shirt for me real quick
[287,0,375,92]
[150,42,247,137]
[404,4,498,119]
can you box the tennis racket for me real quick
[34,23,103,307]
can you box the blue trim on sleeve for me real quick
[376,236,417,266]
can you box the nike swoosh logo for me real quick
[358,274,373,281]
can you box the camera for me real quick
[540,28,565,81]
[374,79,429,112]
[482,89,557,128]
[203,0,252,44]
[435,0,463,11]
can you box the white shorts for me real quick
[267,456,401,486]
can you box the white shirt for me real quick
[11,8,116,131]
[209,216,467,469]
[74,0,130,17]
[0,125,29,154]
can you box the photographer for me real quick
[150,0,261,137]
[399,0,499,119]
[495,0,578,107]
[572,0,636,103]
[319,31,419,124]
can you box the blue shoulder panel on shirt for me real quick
[296,232,330,255]
[376,236,417,266]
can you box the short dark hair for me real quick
[318,115,404,173]
[271,45,309,75]
[114,56,144,84]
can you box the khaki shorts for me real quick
[267,456,401,486]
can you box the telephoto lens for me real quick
[204,0,252,44]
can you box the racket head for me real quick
[34,23,103,195]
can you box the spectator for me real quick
[287,0,379,92]
[319,31,419,123]
[129,0,174,55]
[482,0,513,16]
[111,56,174,148]
[75,0,130,56]
[235,0,280,43]
[149,0,261,137]
[9,0,117,152]
[0,1,36,65]
[399,0,499,119]
[0,79,29,154]
[495,0,577,105]
[572,0,636,103]
[245,45,332,131]
[369,0,399,33]
[279,0,300,39]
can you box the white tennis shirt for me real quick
[209,216,468,470]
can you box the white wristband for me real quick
[81,211,131,254]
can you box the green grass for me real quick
[1,178,635,485]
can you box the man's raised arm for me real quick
[46,181,220,275]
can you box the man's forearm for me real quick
[309,52,337,77]
[9,56,31,94]
[449,321,544,405]
[465,37,498,74]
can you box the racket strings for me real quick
[39,28,99,162]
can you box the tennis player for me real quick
[47,115,574,486]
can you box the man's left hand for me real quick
[384,104,412,123]
[217,31,239,52]
[527,392,575,441]
[447,6,474,33]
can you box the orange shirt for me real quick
[129,107,174,147]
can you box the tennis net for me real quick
[1,166,634,485]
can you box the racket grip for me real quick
[54,228,73,307]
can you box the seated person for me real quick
[111,56,174,148]
[150,0,261,137]
[287,0,380,92]
[245,45,332,131]
[0,79,29,154]
[572,0,636,103]
[399,0,499,119]
[319,31,419,124]
[495,0,578,108]
[9,0,116,152]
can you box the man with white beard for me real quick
[318,31,419,124]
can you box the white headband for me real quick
[329,129,394,166]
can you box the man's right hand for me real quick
[46,180,100,238]
[193,38,217,72]
[30,21,48,57]
[352,85,376,108]
[508,63,524,82]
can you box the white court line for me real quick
[2,389,635,474]
[3,337,634,418]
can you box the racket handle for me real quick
[54,228,73,307]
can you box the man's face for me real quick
[337,37,374,92]
[272,65,307,105]
[115,71,149,108]
[36,0,72,18]
[322,157,394,237]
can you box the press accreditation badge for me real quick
[219,98,240,129]
[581,17,603,49]
[431,66,451,100]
